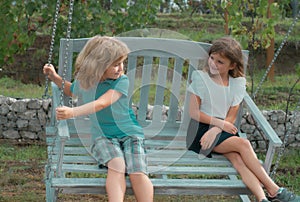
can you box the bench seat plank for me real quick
[49,154,234,166]
[51,178,250,195]
[52,164,238,175]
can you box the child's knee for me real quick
[107,157,126,173]
[129,172,148,182]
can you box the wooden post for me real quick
[224,7,230,35]
[266,0,275,82]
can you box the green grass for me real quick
[271,149,300,192]
[0,143,46,161]
[0,76,46,99]
[246,71,300,110]
[256,149,300,192]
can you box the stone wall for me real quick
[241,110,300,150]
[0,95,299,149]
[0,96,51,141]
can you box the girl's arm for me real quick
[56,89,122,120]
[224,104,240,124]
[190,93,240,149]
[189,93,238,134]
[43,64,73,97]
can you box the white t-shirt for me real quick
[187,70,246,119]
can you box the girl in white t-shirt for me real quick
[186,37,298,202]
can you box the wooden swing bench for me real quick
[45,37,282,202]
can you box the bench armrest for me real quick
[243,93,282,146]
[50,82,60,126]
[53,120,69,177]
[50,82,71,177]
[51,82,71,139]
[243,93,282,173]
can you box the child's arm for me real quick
[200,105,240,150]
[189,93,238,134]
[224,105,240,124]
[43,64,73,97]
[56,89,122,120]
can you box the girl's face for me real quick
[102,57,126,81]
[208,53,235,76]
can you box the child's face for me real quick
[208,53,235,76]
[102,57,126,81]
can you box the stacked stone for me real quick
[0,95,51,140]
[240,110,300,150]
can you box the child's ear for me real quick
[230,62,237,70]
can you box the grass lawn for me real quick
[0,139,299,202]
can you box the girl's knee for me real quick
[238,138,253,151]
[236,138,258,158]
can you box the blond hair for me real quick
[74,35,130,90]
[205,37,244,78]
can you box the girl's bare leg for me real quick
[214,136,279,196]
[129,172,153,202]
[223,152,266,201]
[106,157,126,202]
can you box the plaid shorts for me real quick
[91,136,148,174]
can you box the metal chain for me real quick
[59,0,74,107]
[248,11,300,179]
[43,0,62,99]
[45,0,75,183]
[270,79,300,179]
[45,0,61,181]
[253,11,299,99]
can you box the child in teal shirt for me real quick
[43,35,153,202]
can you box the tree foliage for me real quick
[0,0,160,67]
[204,0,291,49]
[0,1,42,66]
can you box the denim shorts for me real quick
[91,136,148,174]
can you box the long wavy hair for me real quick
[74,35,130,90]
[205,36,245,78]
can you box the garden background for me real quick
[0,0,299,201]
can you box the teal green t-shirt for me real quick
[71,75,144,139]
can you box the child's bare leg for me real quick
[106,157,126,202]
[214,137,279,196]
[129,172,153,202]
[224,152,266,201]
